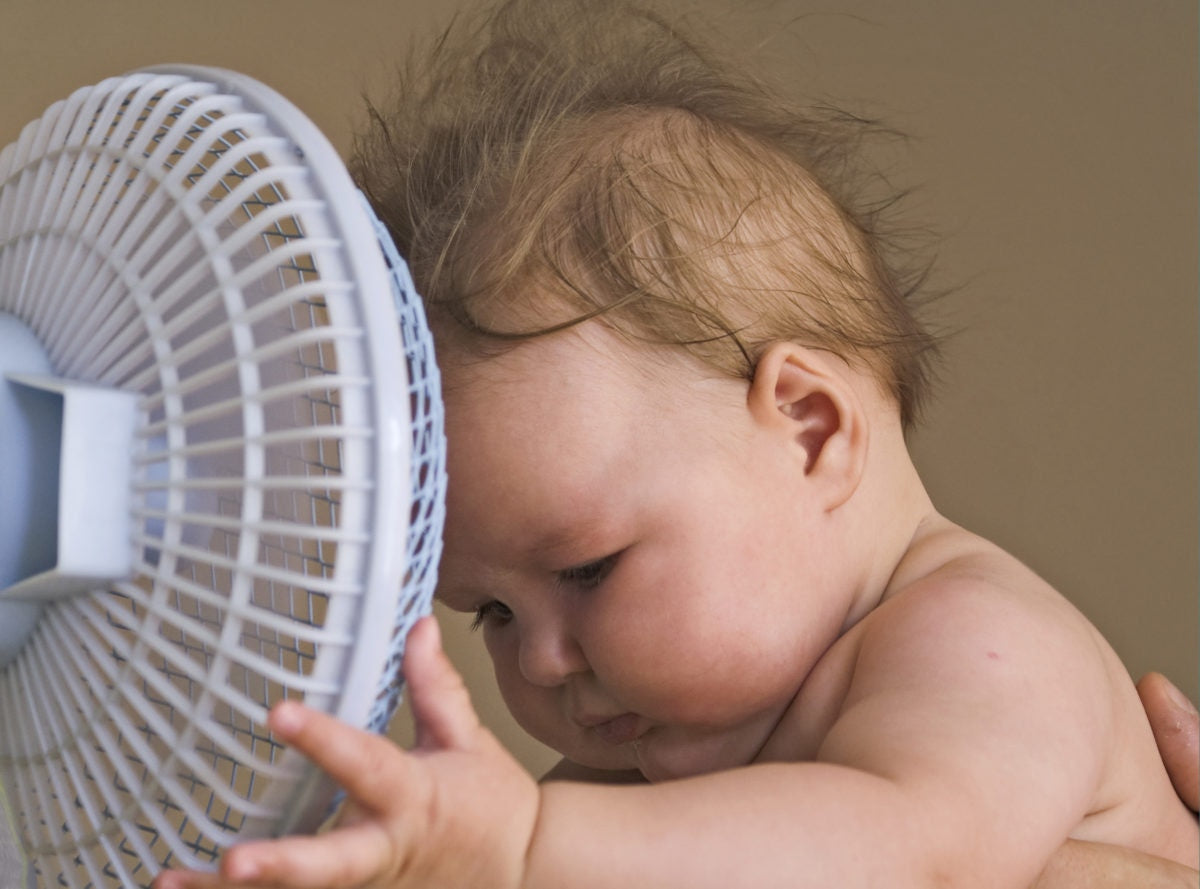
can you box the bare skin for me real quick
[1030,672,1199,889]
[546,672,1200,889]
[153,636,1198,889]
[1138,672,1200,811]
[155,327,1198,889]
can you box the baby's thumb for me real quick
[403,616,482,752]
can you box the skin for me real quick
[436,330,882,784]
[153,634,1199,889]
[155,324,1198,889]
[1138,672,1200,812]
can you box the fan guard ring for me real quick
[0,67,445,888]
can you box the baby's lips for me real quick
[588,713,646,746]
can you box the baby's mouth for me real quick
[587,713,645,746]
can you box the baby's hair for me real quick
[353,0,941,426]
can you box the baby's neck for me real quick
[837,411,939,631]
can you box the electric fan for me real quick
[0,66,447,888]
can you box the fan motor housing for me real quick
[0,311,138,665]
[0,312,51,665]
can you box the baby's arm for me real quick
[156,598,1192,889]
[543,748,1200,889]
[523,576,1125,889]
[1032,672,1199,888]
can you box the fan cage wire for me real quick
[0,66,425,888]
[358,192,446,737]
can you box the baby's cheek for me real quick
[590,637,725,718]
[492,668,559,741]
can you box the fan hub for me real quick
[0,311,139,666]
[0,312,53,665]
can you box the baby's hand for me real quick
[154,617,540,889]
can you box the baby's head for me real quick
[354,0,939,428]
[355,0,944,780]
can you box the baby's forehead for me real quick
[438,319,719,402]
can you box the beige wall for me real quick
[1,1,1194,776]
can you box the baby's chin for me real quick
[563,741,642,775]
[544,721,762,782]
[626,727,755,783]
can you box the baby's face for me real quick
[435,322,852,781]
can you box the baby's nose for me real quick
[518,618,588,687]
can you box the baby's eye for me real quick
[557,553,619,590]
[469,600,513,631]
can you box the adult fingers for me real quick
[1137,672,1199,812]
[1031,838,1198,889]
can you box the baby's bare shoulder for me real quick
[832,522,1124,768]
[841,525,1198,861]
[871,522,1097,652]
[770,527,1099,762]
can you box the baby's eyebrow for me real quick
[526,516,607,560]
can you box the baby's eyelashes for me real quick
[470,600,513,631]
[556,552,620,590]
[461,550,624,631]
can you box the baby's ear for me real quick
[747,342,868,510]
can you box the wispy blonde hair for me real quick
[353,0,941,426]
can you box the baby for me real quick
[158,1,1198,886]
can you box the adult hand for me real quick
[1138,672,1199,812]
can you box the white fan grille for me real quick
[0,71,420,887]
[361,196,446,737]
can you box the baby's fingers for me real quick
[402,616,482,752]
[226,822,396,888]
[267,701,413,816]
[154,821,395,889]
